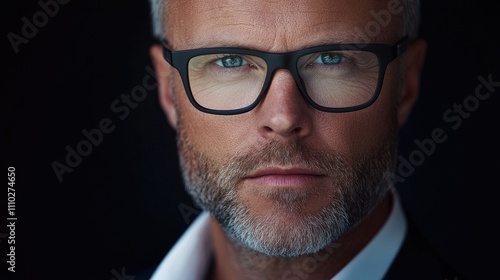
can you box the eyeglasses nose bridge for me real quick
[259,52,306,101]
[264,52,297,74]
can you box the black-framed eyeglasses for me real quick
[162,37,409,115]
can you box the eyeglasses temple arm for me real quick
[161,41,173,64]
[395,36,410,57]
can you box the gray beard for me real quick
[176,126,396,258]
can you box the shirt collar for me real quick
[150,210,212,280]
[150,190,406,280]
[331,190,407,280]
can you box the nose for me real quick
[256,70,313,140]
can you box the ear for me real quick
[149,44,178,130]
[398,38,427,127]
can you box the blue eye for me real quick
[215,56,248,68]
[315,53,346,65]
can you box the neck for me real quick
[208,192,394,280]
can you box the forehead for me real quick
[166,0,402,51]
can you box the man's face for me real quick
[163,0,408,257]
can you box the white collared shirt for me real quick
[150,190,407,280]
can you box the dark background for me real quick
[2,0,499,279]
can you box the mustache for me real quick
[218,141,351,180]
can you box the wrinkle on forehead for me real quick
[167,0,399,51]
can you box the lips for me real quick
[245,167,325,188]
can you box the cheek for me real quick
[357,76,399,151]
[171,73,223,147]
[351,106,396,151]
[173,73,258,162]
[176,94,239,162]
[318,78,399,158]
[316,116,382,159]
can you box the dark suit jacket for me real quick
[383,210,467,280]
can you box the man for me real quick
[145,0,463,279]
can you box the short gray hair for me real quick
[402,0,422,40]
[149,0,166,41]
[148,0,421,42]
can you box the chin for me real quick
[222,188,349,257]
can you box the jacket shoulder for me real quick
[383,210,468,280]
